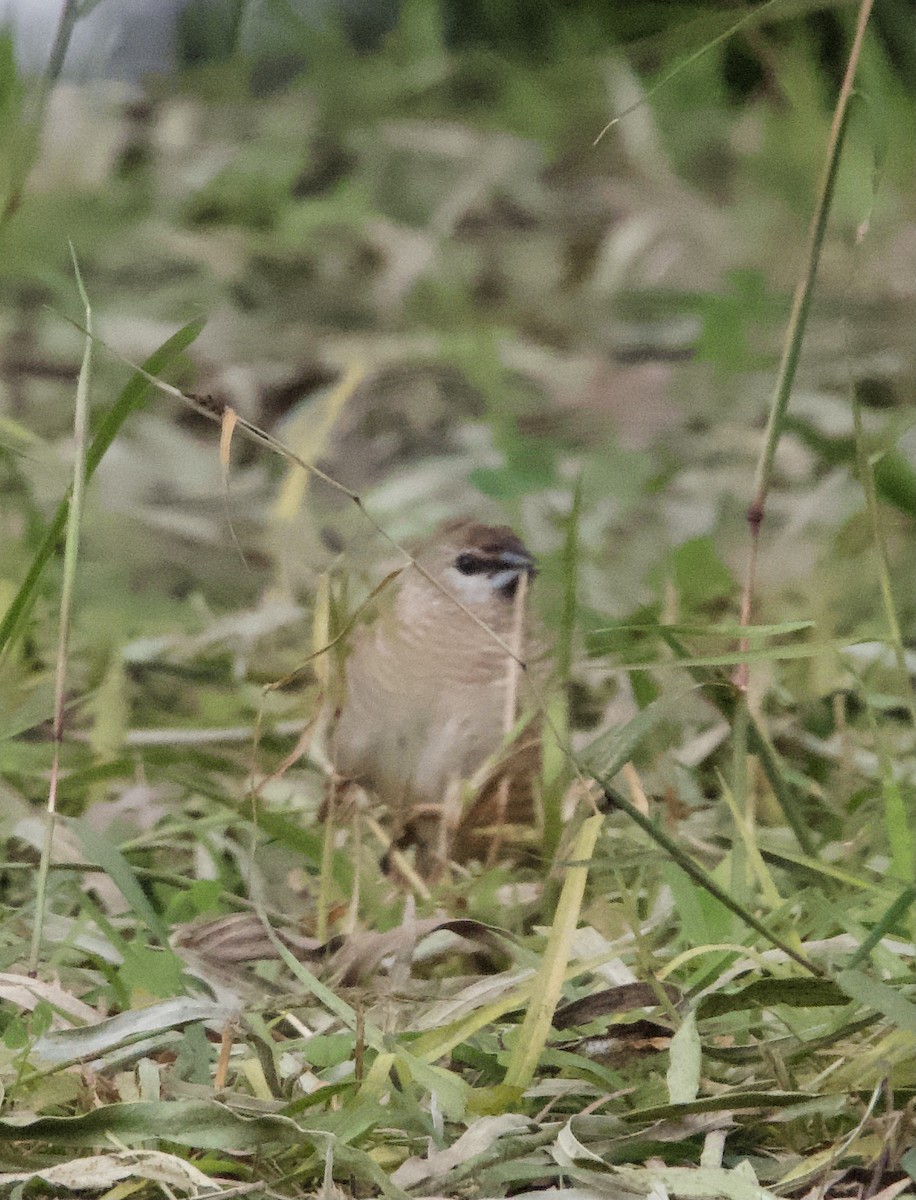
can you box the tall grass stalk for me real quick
[850,392,916,731]
[723,0,877,889]
[658,628,815,854]
[541,479,582,860]
[737,0,876,661]
[28,249,91,972]
[847,308,914,890]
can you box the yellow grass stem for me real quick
[502,812,603,1090]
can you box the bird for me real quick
[330,518,547,877]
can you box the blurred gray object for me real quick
[0,0,397,81]
[0,0,186,79]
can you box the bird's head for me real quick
[418,519,538,606]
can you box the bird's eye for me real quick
[454,552,481,575]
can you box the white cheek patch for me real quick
[489,569,518,592]
[443,566,503,605]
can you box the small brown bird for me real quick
[331,518,547,876]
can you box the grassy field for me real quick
[0,2,914,1195]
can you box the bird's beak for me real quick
[491,550,537,595]
[502,549,538,575]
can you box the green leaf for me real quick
[697,977,850,1019]
[470,436,556,499]
[396,1049,468,1121]
[581,686,699,780]
[622,1090,815,1123]
[835,968,916,1034]
[162,879,224,924]
[67,818,169,945]
[847,886,916,968]
[671,537,735,607]
[874,447,916,514]
[590,620,816,639]
[85,652,128,759]
[0,1100,311,1151]
[302,1033,354,1068]
[119,938,186,1000]
[881,769,914,884]
[615,639,873,670]
[665,861,734,946]
[502,813,603,1090]
[31,998,237,1066]
[0,679,56,741]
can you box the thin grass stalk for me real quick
[861,694,914,887]
[594,0,784,143]
[28,249,91,972]
[541,481,582,862]
[737,0,875,685]
[317,784,336,945]
[502,572,528,733]
[729,694,750,937]
[718,780,784,910]
[746,102,850,504]
[312,570,336,944]
[843,156,914,888]
[557,478,581,684]
[34,0,80,104]
[258,911,385,1048]
[485,571,529,866]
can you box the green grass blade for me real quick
[615,639,880,670]
[542,477,582,858]
[657,627,815,855]
[556,476,581,683]
[585,771,822,976]
[846,886,916,969]
[0,318,205,662]
[851,389,916,729]
[835,968,916,1034]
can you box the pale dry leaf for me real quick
[391,1114,530,1188]
[0,1149,218,1192]
[413,968,535,1031]
[31,997,239,1064]
[0,973,98,1026]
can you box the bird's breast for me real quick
[332,603,514,811]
